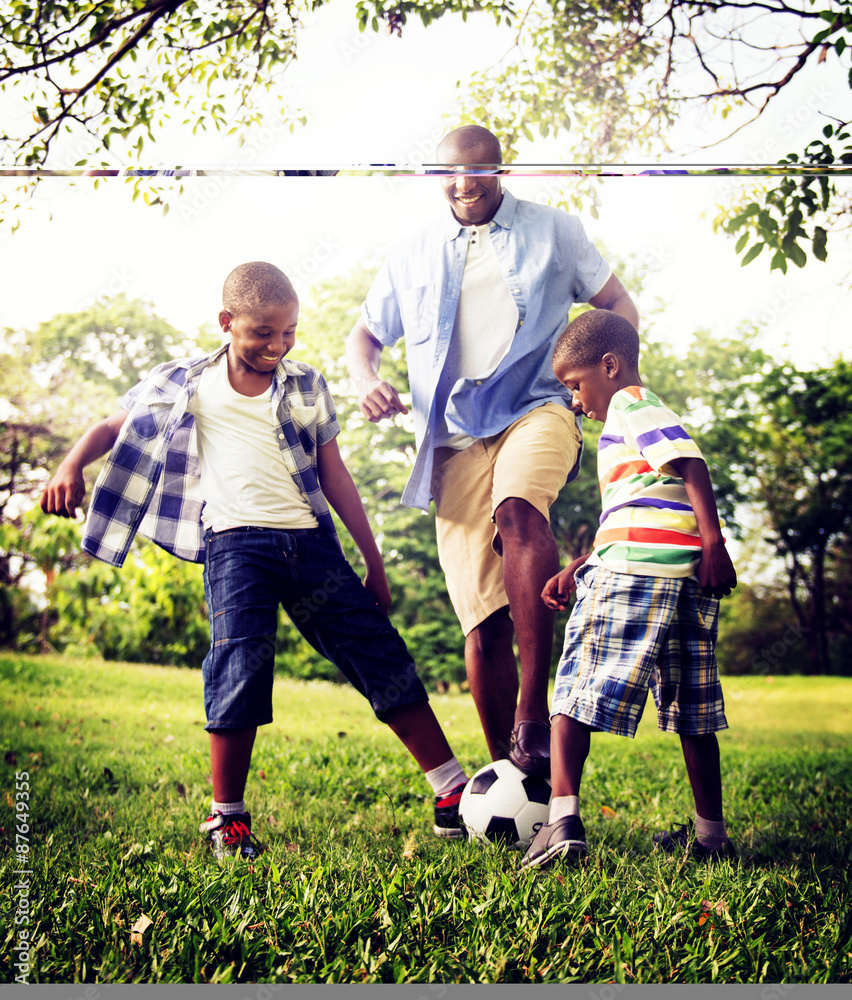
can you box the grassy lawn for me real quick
[1,653,851,984]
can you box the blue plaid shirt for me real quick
[82,345,341,567]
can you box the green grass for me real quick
[1,654,851,984]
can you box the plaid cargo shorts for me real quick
[551,563,728,738]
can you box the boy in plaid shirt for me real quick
[41,261,468,858]
[521,310,738,870]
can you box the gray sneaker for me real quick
[520,814,587,870]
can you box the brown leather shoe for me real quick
[508,719,551,776]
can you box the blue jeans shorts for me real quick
[551,564,728,738]
[201,527,428,730]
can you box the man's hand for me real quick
[356,377,409,423]
[697,540,738,600]
[541,554,589,611]
[40,465,86,518]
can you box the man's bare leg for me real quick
[494,496,558,725]
[464,608,517,761]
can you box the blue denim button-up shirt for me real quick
[361,189,612,511]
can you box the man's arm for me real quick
[589,273,640,331]
[669,456,737,600]
[316,436,392,615]
[40,410,130,518]
[345,318,409,423]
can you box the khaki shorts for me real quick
[431,403,581,636]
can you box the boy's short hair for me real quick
[553,309,640,373]
[222,262,297,315]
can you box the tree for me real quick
[712,130,852,274]
[0,295,216,652]
[0,332,112,647]
[687,352,852,674]
[4,2,851,272]
[29,292,220,396]
[0,1,504,172]
[1,1,307,170]
[372,0,852,269]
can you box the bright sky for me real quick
[1,0,850,369]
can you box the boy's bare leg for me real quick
[209,727,257,804]
[679,732,724,822]
[550,714,591,798]
[463,609,518,760]
[520,713,590,867]
[494,497,559,726]
[383,702,457,772]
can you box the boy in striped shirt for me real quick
[521,310,738,870]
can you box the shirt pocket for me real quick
[400,283,439,346]
[286,402,317,435]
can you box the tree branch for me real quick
[58,0,183,106]
[0,0,185,82]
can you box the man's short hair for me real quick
[553,309,640,373]
[437,125,502,166]
[222,262,297,316]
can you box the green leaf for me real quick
[770,250,788,274]
[740,243,764,266]
[812,226,828,262]
[735,232,749,254]
[787,241,807,269]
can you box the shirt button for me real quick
[278,433,285,439]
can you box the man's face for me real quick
[436,138,503,227]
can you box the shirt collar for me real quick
[188,344,303,393]
[441,187,518,241]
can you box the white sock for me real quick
[212,799,246,816]
[695,813,728,849]
[425,757,467,798]
[550,795,580,823]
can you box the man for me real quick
[345,125,639,775]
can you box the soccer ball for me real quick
[459,759,552,848]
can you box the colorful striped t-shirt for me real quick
[586,386,714,578]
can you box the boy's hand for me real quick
[698,540,738,599]
[40,466,86,518]
[38,410,128,519]
[541,554,589,610]
[364,565,392,616]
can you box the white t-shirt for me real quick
[435,223,519,449]
[187,357,318,531]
